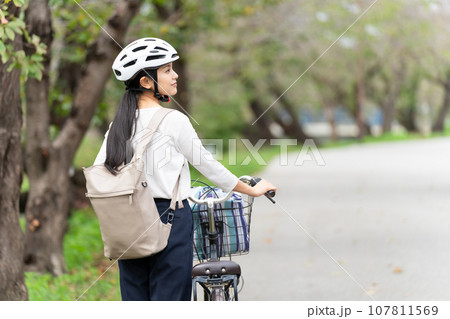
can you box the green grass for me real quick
[21,174,29,193]
[321,126,450,149]
[74,132,104,169]
[19,215,26,233]
[26,209,121,301]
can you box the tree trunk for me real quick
[23,0,143,275]
[355,57,367,139]
[0,4,28,300]
[397,75,419,132]
[239,78,275,141]
[381,63,406,133]
[432,72,450,132]
[22,0,64,275]
[244,98,276,142]
[309,73,347,142]
[324,102,338,142]
[270,87,311,143]
[381,98,396,134]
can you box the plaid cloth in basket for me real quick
[189,186,249,260]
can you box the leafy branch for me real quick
[0,0,46,80]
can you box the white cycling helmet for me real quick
[112,37,179,82]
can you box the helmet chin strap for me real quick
[150,76,170,102]
[126,70,171,102]
[148,87,170,103]
[125,86,170,103]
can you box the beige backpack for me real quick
[83,108,183,260]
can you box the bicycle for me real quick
[188,176,275,301]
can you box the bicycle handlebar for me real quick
[188,175,276,205]
[188,186,234,208]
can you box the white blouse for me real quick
[93,107,239,200]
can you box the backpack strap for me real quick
[132,108,174,162]
[170,163,184,210]
[132,107,184,210]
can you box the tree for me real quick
[0,0,28,301]
[23,0,143,275]
[186,1,313,142]
[426,3,450,132]
[269,86,310,142]
[432,71,450,132]
[396,71,421,132]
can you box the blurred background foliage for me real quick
[37,0,450,151]
[106,0,450,142]
[6,0,449,146]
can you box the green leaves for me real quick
[1,4,46,81]
[6,16,24,33]
[20,51,45,81]
[5,25,14,40]
[4,0,26,6]
[0,4,24,41]
[0,43,11,64]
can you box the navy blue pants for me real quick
[118,198,193,301]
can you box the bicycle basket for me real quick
[189,186,254,261]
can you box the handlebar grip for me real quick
[266,190,276,197]
[251,177,276,204]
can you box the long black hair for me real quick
[104,69,158,175]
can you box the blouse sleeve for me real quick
[174,112,239,192]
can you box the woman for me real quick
[93,37,276,301]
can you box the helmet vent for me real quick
[171,54,179,59]
[120,54,127,61]
[114,70,122,76]
[145,55,165,61]
[154,46,168,51]
[123,59,137,68]
[132,46,147,52]
[145,39,156,41]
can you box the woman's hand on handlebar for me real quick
[250,178,276,197]
[233,178,276,198]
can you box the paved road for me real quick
[235,137,450,300]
